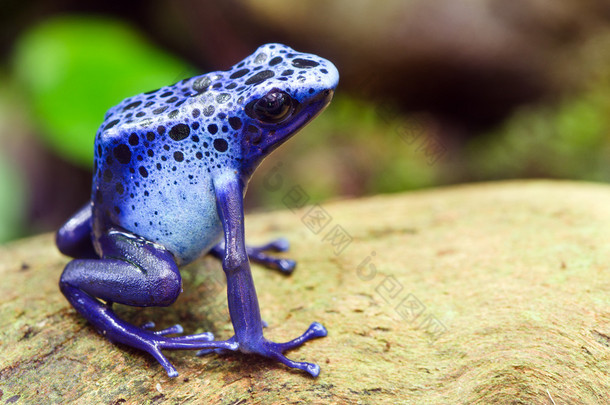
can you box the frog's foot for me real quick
[210,238,296,274]
[59,230,242,377]
[248,322,328,377]
[62,283,231,377]
[113,321,327,378]
[196,322,326,376]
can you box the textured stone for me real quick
[0,180,608,403]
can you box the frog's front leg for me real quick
[209,238,296,274]
[212,173,327,377]
[59,230,236,377]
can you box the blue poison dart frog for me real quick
[56,43,338,377]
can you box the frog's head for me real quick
[230,43,339,176]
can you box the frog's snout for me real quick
[322,60,339,90]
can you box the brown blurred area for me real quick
[5,0,609,127]
[2,0,610,235]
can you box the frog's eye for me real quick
[247,90,294,123]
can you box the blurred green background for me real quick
[1,0,610,243]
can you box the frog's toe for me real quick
[244,238,296,273]
[140,322,184,336]
[274,322,327,352]
[153,324,184,336]
[196,336,237,356]
[265,347,321,377]
[281,356,320,378]
[167,331,215,342]
[252,238,296,273]
[257,237,290,252]
[248,252,295,274]
[196,347,229,356]
[141,321,156,329]
[146,344,180,378]
[277,258,296,273]
[258,329,326,378]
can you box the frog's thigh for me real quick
[56,203,97,259]
[60,230,181,307]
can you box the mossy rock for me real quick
[0,180,608,404]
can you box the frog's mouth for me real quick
[240,88,334,175]
[260,88,334,149]
[292,88,334,128]
[305,88,335,116]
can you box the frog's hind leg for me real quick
[59,229,237,377]
[56,203,97,259]
[210,238,296,274]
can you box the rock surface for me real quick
[0,180,608,404]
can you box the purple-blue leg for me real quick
[56,203,98,259]
[58,198,322,376]
[211,175,327,377]
[210,238,296,274]
[59,230,240,377]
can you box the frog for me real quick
[55,43,339,378]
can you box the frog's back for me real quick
[91,43,339,263]
[91,74,229,262]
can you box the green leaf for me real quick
[0,156,25,242]
[13,16,193,167]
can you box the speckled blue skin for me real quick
[56,43,338,378]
